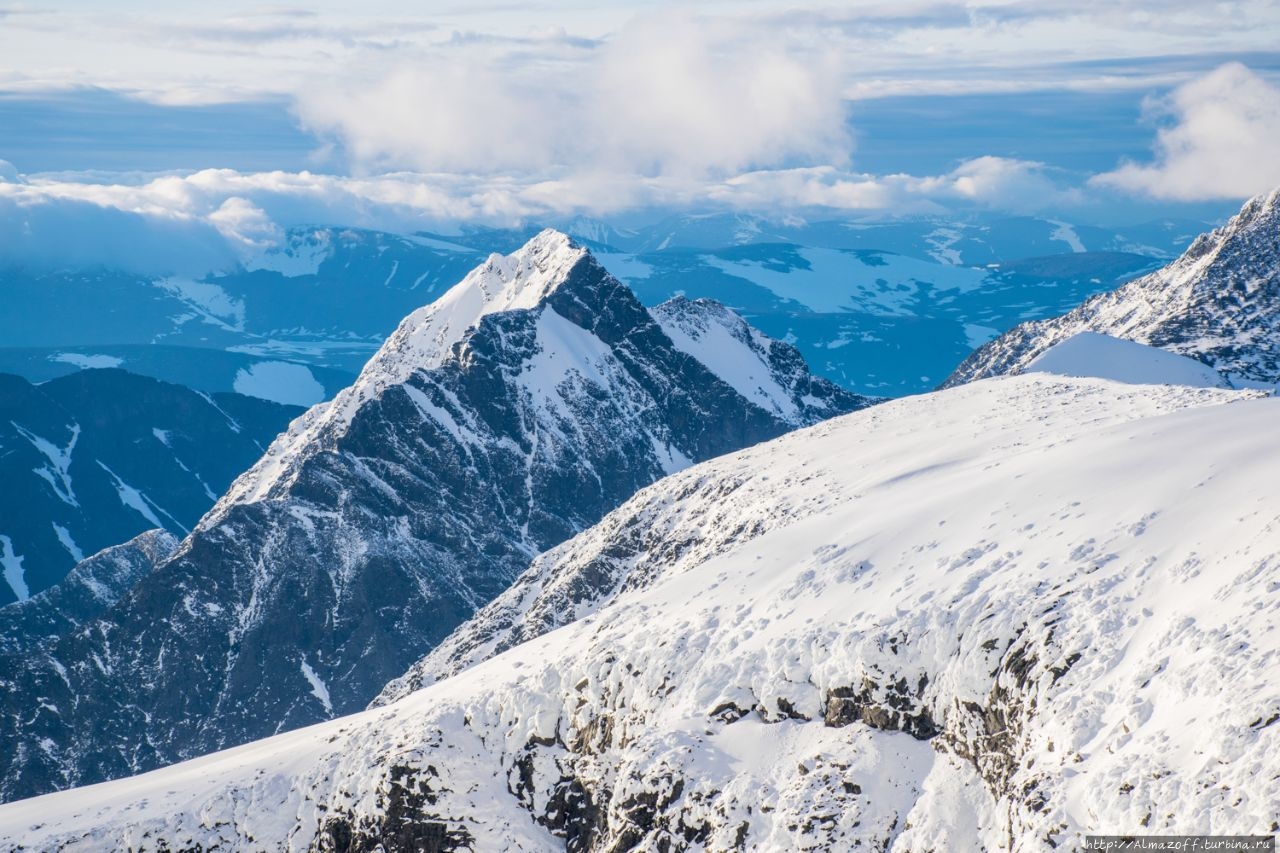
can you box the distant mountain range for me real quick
[0,211,1210,402]
[0,231,870,803]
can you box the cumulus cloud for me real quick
[587,15,850,176]
[295,59,571,174]
[294,12,852,179]
[1093,63,1280,200]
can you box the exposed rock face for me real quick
[944,187,1280,388]
[0,230,870,802]
[3,375,1274,852]
[0,369,300,603]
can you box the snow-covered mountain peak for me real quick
[218,230,592,506]
[443,228,586,316]
[1231,184,1280,229]
[217,229,861,510]
[348,228,587,393]
[0,225,871,803]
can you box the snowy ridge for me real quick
[220,229,588,507]
[653,297,828,421]
[0,530,176,657]
[946,187,1280,389]
[5,376,1275,851]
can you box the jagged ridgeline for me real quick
[944,187,1280,389]
[0,230,873,802]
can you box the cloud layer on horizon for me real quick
[0,46,1276,279]
[0,3,1276,222]
[3,1,1277,106]
[0,154,1090,276]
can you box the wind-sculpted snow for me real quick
[946,187,1280,389]
[0,230,868,803]
[1023,332,1230,389]
[4,375,1276,852]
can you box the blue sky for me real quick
[0,1,1277,237]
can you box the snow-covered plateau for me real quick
[3,373,1276,851]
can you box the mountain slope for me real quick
[3,375,1274,851]
[0,369,300,604]
[944,187,1280,389]
[0,230,869,803]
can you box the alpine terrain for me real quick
[1,373,1275,850]
[0,230,870,803]
[945,187,1280,389]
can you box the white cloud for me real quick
[295,59,570,174]
[295,12,852,179]
[1093,63,1280,201]
[206,197,283,250]
[4,2,1279,106]
[0,154,1081,275]
[586,14,850,177]
[714,158,1079,214]
[913,156,1083,209]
